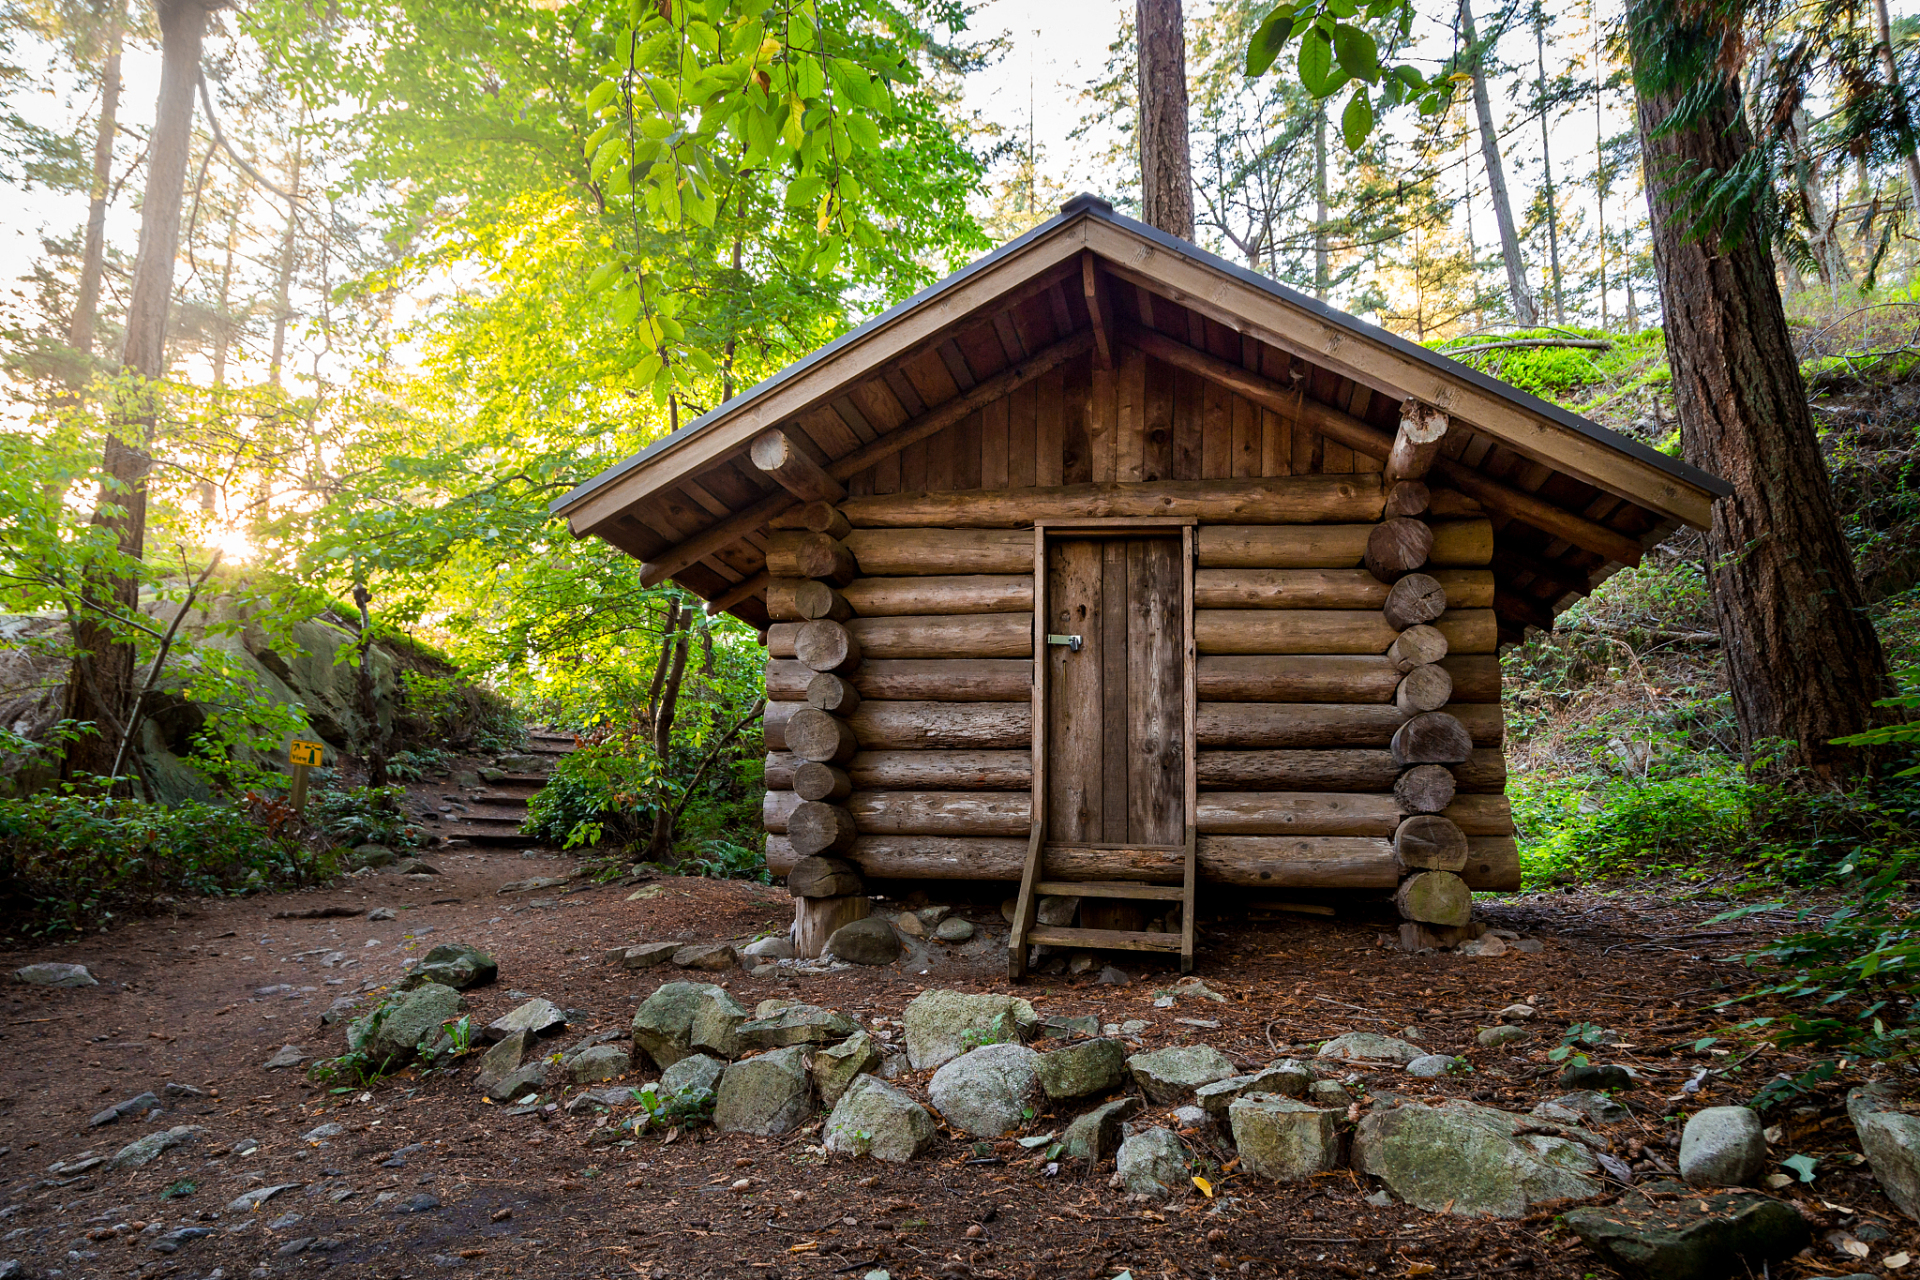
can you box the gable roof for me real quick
[553,195,1728,638]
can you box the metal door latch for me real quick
[1046,634,1083,652]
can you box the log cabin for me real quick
[551,195,1730,976]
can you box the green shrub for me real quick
[1515,769,1752,885]
[677,838,769,882]
[522,741,655,850]
[0,790,340,939]
[307,785,418,850]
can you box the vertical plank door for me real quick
[1044,534,1187,848]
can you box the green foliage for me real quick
[524,740,653,850]
[1515,771,1752,885]
[1245,0,1447,150]
[634,1079,715,1128]
[307,785,418,851]
[678,838,769,882]
[1546,1022,1612,1068]
[0,789,340,939]
[1832,667,1920,775]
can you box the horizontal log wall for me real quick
[765,833,1399,888]
[760,411,1518,895]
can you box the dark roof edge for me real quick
[553,196,1731,518]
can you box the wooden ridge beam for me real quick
[1118,322,1648,568]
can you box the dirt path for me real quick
[0,838,1911,1280]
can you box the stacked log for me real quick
[763,524,872,954]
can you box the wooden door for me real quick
[1044,534,1187,847]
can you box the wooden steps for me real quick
[1010,827,1198,977]
[439,731,576,845]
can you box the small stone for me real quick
[368,908,398,921]
[1565,1186,1811,1280]
[814,1031,884,1107]
[1095,966,1132,986]
[1126,1044,1236,1104]
[1318,1032,1425,1065]
[1365,1190,1394,1208]
[406,943,496,990]
[894,912,926,938]
[1850,1083,1920,1220]
[89,1092,161,1127]
[714,1046,814,1136]
[568,1044,631,1084]
[226,1183,302,1213]
[351,842,398,867]
[1353,1100,1601,1217]
[13,962,96,987]
[300,1122,343,1144]
[928,1042,1043,1137]
[1035,1038,1128,1100]
[1067,954,1095,975]
[1543,1090,1631,1125]
[475,1028,538,1097]
[365,983,463,1065]
[742,936,794,961]
[823,1076,937,1162]
[1456,935,1507,957]
[1679,1106,1767,1188]
[614,942,680,969]
[631,982,747,1070]
[162,1082,206,1099]
[1230,1097,1340,1182]
[1062,1096,1141,1162]
[1406,1054,1463,1079]
[1560,1062,1636,1091]
[737,1004,857,1049]
[1476,1025,1530,1049]
[902,990,1037,1069]
[1114,1128,1187,1198]
[1499,1003,1535,1020]
[660,1053,728,1109]
[1307,1080,1349,1107]
[109,1125,205,1170]
[1194,1062,1315,1117]
[263,1044,307,1070]
[392,1194,441,1214]
[672,943,740,972]
[825,918,902,966]
[393,858,440,875]
[933,917,974,943]
[485,998,566,1043]
[1508,938,1544,954]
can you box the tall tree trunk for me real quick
[1533,3,1564,324]
[353,583,388,788]
[1313,102,1329,299]
[62,0,209,784]
[1594,3,1608,330]
[69,0,124,359]
[269,115,305,387]
[1460,0,1539,326]
[1136,0,1194,238]
[1629,1,1894,782]
[1787,107,1849,291]
[1870,0,1920,222]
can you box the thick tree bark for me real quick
[69,0,124,358]
[62,0,210,784]
[1460,0,1538,326]
[1629,5,1894,781]
[1135,0,1194,238]
[646,603,692,861]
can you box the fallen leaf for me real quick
[1764,1173,1792,1189]
[1192,1176,1214,1198]
[1841,1237,1870,1259]
[1887,1252,1911,1269]
[1404,1265,1437,1278]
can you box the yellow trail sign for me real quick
[290,739,324,768]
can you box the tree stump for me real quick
[794,894,870,957]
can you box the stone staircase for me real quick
[441,730,578,846]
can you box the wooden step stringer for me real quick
[1008,828,1196,978]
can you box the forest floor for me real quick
[0,779,1914,1280]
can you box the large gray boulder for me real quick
[1062,1097,1142,1163]
[367,983,462,1065]
[108,1125,205,1170]
[1318,1032,1424,1065]
[1353,1100,1603,1218]
[568,1044,631,1084]
[1035,1038,1128,1100]
[713,1046,813,1136]
[656,1053,727,1115]
[1565,1184,1811,1280]
[1127,1044,1237,1105]
[737,1005,857,1049]
[631,982,746,1069]
[1679,1106,1767,1189]
[825,917,902,965]
[689,999,748,1059]
[1230,1097,1339,1182]
[1115,1128,1187,1198]
[814,1031,883,1107]
[1851,1084,1920,1220]
[927,1042,1043,1137]
[902,991,1038,1070]
[1195,1061,1315,1117]
[823,1077,937,1162]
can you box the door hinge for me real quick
[1046,634,1083,652]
